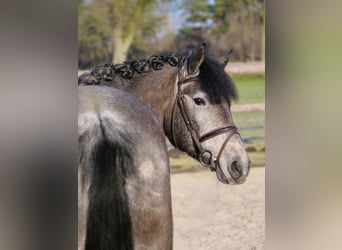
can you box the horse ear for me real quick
[188,43,205,75]
[222,49,233,68]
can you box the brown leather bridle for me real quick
[170,76,240,172]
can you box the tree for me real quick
[95,0,159,63]
[78,0,112,68]
[78,0,170,67]
[178,0,265,61]
[259,0,265,62]
[126,2,167,60]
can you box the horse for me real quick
[79,43,251,184]
[78,86,172,250]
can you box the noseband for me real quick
[170,76,240,172]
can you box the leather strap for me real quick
[200,125,238,143]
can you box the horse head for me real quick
[166,44,250,184]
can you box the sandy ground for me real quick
[171,167,265,250]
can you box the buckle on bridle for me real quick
[199,150,216,171]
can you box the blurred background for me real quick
[78,0,264,67]
[2,0,342,249]
[78,0,265,171]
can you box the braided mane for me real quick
[78,53,187,85]
[78,50,238,106]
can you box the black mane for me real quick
[78,51,238,105]
[199,55,238,105]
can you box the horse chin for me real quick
[216,166,241,185]
[215,165,232,184]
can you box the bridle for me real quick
[170,75,240,172]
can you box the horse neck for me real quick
[128,66,178,125]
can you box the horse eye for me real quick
[193,98,206,106]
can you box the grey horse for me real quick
[79,44,251,184]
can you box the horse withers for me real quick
[78,85,172,250]
[79,44,251,184]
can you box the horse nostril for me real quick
[229,161,242,179]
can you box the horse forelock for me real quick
[199,55,238,106]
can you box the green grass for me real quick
[233,111,265,141]
[231,74,265,104]
[234,111,265,127]
[233,110,265,166]
[244,141,265,167]
[248,151,265,167]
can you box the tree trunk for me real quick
[112,25,135,63]
[250,9,256,61]
[261,22,265,62]
[260,1,265,62]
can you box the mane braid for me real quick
[78,53,187,85]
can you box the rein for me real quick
[170,76,240,172]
